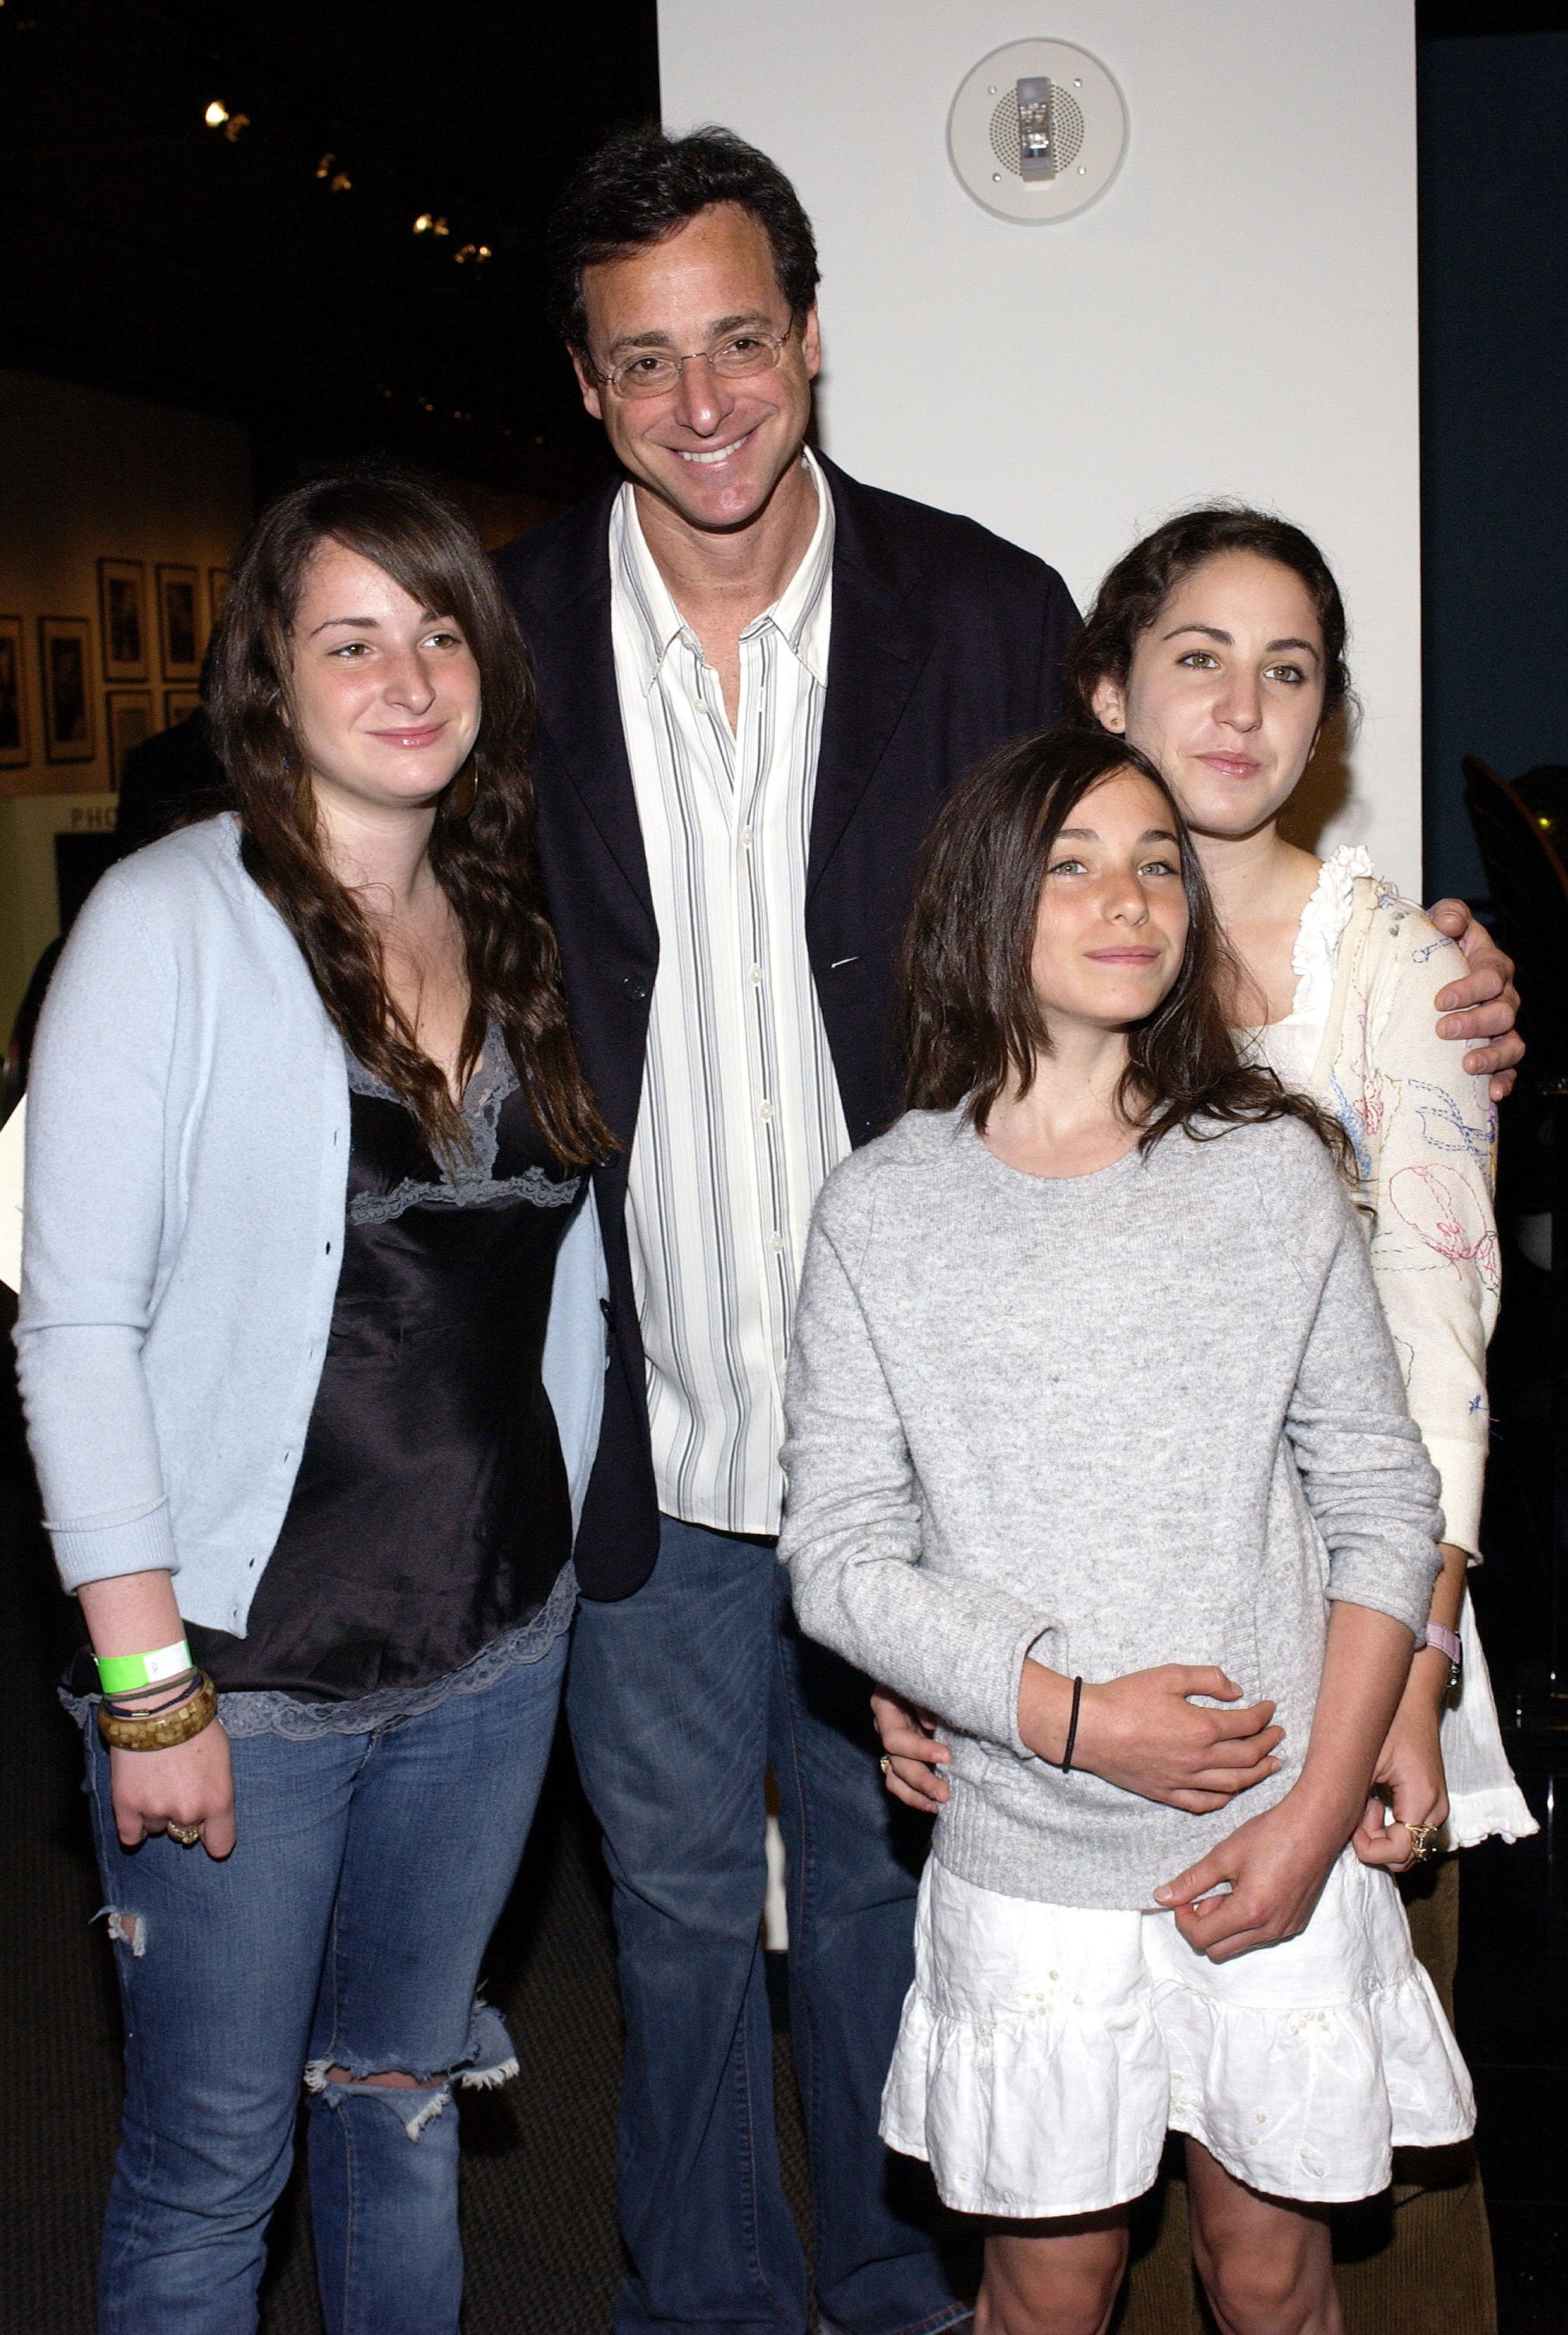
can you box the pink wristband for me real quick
[1423,1622,1462,1679]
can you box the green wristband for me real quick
[96,1639,193,1696]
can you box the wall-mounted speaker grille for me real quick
[988,84,1086,179]
[951,40,1128,223]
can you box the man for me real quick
[496,126,1519,2335]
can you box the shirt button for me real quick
[748,965,762,985]
[621,973,649,1002]
[758,1101,773,1121]
[741,827,754,846]
[767,1233,784,1253]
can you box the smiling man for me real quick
[493,125,1519,2335]
[498,128,1073,2335]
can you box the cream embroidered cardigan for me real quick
[1253,852,1531,1846]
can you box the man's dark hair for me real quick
[548,124,820,360]
[900,728,1349,1168]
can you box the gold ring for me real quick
[879,1754,892,1775]
[1404,1821,1439,1863]
[167,1821,202,1847]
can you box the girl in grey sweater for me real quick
[779,732,1472,2335]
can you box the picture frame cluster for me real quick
[0,560,228,781]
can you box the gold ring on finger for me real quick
[167,1821,202,1847]
[879,1754,892,1775]
[1404,1821,1439,1863]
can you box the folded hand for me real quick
[1155,1796,1342,1961]
[1030,1663,1285,1813]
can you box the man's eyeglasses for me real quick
[593,325,795,401]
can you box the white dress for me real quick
[882,1850,1472,2217]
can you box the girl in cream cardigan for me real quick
[1073,509,1529,1863]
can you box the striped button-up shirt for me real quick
[609,451,849,1534]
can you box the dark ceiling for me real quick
[2,0,1560,516]
[0,0,660,506]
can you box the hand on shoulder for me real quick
[1420,895,1520,1098]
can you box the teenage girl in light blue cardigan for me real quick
[16,467,612,2335]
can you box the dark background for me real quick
[1419,14,1568,899]
[0,0,661,511]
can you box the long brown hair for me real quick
[205,464,611,1166]
[900,729,1347,1162]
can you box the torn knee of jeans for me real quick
[452,2000,519,2093]
[301,2000,518,2140]
[304,2058,452,2141]
[96,1907,145,1957]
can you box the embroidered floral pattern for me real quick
[1387,1164,1500,1285]
[1329,884,1499,1294]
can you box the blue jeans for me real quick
[567,1518,965,2335]
[84,1637,567,2335]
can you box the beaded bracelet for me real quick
[100,1668,199,1722]
[97,1674,218,1753]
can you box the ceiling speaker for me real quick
[949,39,1128,223]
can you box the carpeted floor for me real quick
[2,1350,1561,2333]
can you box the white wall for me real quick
[658,0,1423,890]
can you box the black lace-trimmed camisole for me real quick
[189,1034,584,1702]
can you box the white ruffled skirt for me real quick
[881,1850,1474,2217]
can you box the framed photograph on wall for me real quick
[0,616,30,768]
[163,687,202,729]
[39,616,96,764]
[156,564,202,680]
[107,689,156,788]
[97,557,149,682]
[208,567,231,627]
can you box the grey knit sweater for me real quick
[779,1105,1443,1911]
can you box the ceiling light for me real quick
[205,100,230,128]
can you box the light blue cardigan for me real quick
[15,814,608,1638]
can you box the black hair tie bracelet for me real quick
[1060,1676,1084,1775]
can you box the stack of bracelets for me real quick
[96,1638,218,1753]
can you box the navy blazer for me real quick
[496,452,1079,1595]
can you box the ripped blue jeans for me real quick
[83,1633,567,2335]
